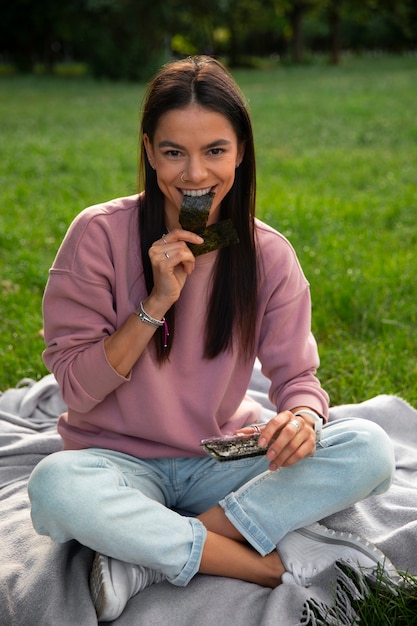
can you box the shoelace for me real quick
[288,564,318,587]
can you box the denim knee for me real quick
[28,450,84,540]
[321,417,395,495]
[352,418,395,494]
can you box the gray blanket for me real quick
[0,366,416,626]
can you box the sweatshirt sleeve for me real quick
[42,206,133,413]
[256,226,329,419]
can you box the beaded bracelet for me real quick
[137,301,169,347]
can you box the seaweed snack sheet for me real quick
[180,192,239,256]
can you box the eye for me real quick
[165,149,182,158]
[208,148,224,156]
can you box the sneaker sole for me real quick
[89,553,114,620]
[296,522,399,584]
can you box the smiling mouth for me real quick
[182,187,213,197]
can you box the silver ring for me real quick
[164,251,170,259]
[289,419,301,433]
[252,424,261,433]
[162,234,168,244]
[180,172,186,183]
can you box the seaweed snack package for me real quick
[200,432,268,462]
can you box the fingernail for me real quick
[258,437,267,448]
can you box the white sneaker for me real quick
[277,522,398,588]
[89,552,166,621]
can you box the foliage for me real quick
[77,0,172,80]
[1,1,416,78]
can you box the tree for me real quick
[324,0,417,60]
[0,0,85,71]
[275,0,319,63]
[79,0,172,80]
[168,0,282,67]
[325,0,342,64]
[222,0,282,65]
[1,0,416,77]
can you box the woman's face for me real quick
[143,104,244,229]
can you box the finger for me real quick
[257,413,289,447]
[152,229,204,248]
[150,233,204,273]
[268,438,314,471]
[258,410,306,448]
[151,236,165,249]
[169,227,205,245]
[265,422,301,461]
[149,244,197,285]
[150,241,194,264]
[267,423,316,470]
[162,245,197,273]
[235,424,266,436]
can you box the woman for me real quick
[28,56,396,622]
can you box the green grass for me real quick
[305,564,417,625]
[235,55,417,407]
[353,572,417,626]
[1,55,417,408]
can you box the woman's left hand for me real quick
[236,411,316,472]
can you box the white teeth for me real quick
[182,188,212,197]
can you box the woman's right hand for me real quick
[148,228,204,311]
[104,228,203,376]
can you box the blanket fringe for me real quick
[299,560,371,626]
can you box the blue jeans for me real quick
[28,418,394,586]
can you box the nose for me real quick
[184,156,208,185]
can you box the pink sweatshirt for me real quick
[43,195,329,458]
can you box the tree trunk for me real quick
[328,1,342,65]
[290,3,305,63]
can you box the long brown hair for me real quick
[138,56,257,363]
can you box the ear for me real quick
[143,133,155,169]
[236,141,245,167]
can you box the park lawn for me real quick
[0,54,416,407]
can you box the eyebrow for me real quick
[157,139,233,150]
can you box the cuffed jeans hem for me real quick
[219,493,275,557]
[168,517,207,587]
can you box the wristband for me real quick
[293,410,322,444]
